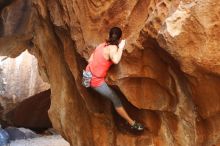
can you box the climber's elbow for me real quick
[111,56,120,64]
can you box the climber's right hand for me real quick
[118,39,126,50]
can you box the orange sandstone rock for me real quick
[0,0,220,146]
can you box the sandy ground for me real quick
[9,135,70,146]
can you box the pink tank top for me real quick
[86,43,113,87]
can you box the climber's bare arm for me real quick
[109,40,126,64]
[109,46,123,64]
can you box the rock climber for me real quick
[83,27,144,131]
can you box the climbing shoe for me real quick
[131,121,144,131]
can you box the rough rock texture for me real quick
[0,0,220,146]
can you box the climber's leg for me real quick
[93,82,144,131]
[115,106,134,125]
[93,82,144,130]
[93,82,133,122]
[115,106,144,131]
[93,82,122,107]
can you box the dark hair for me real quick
[106,27,122,46]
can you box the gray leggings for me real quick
[93,82,122,108]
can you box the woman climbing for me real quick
[83,27,144,131]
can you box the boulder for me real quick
[0,0,220,146]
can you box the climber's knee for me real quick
[93,82,123,108]
[112,97,122,108]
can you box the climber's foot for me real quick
[131,121,144,131]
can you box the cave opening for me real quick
[0,50,52,133]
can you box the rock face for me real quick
[1,0,220,146]
[0,50,50,100]
[5,89,52,129]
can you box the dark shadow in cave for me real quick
[111,85,160,136]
